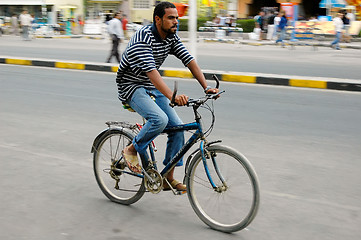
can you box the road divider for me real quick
[1,56,360,92]
[222,74,256,83]
[5,58,32,65]
[55,62,85,70]
[289,79,327,89]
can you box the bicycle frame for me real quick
[138,110,203,174]
[160,122,202,177]
[135,105,220,190]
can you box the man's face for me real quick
[158,8,178,35]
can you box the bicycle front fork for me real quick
[200,141,228,191]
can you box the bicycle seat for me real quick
[122,103,136,112]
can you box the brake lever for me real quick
[186,98,196,106]
[213,90,225,98]
[169,81,178,108]
[206,90,225,99]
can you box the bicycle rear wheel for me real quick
[93,128,145,205]
[186,145,260,232]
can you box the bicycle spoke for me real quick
[93,129,145,205]
[186,145,259,232]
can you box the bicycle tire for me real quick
[186,145,260,232]
[93,128,145,205]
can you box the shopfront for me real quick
[0,0,50,18]
[87,0,123,19]
[0,0,85,35]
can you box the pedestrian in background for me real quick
[345,9,355,41]
[331,11,344,50]
[267,10,276,40]
[106,12,124,63]
[75,16,84,35]
[256,11,265,40]
[122,14,128,40]
[276,11,287,47]
[11,14,19,35]
[0,18,3,36]
[272,11,280,40]
[19,10,33,40]
[346,9,355,23]
[253,11,264,40]
[225,14,232,27]
[341,9,354,43]
[105,14,112,24]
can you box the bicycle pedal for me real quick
[164,189,187,195]
[176,190,187,195]
[167,188,187,195]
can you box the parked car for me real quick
[0,17,4,35]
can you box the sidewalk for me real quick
[179,31,361,49]
[22,33,361,50]
[1,55,360,93]
[200,38,361,50]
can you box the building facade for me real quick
[86,0,153,23]
[83,0,322,24]
[129,0,153,23]
[0,0,84,24]
[86,0,124,19]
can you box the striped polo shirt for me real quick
[116,23,194,102]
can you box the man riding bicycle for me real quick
[115,1,218,191]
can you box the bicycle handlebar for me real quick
[187,90,225,107]
[214,75,220,89]
[169,75,223,108]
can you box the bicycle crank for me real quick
[144,169,163,194]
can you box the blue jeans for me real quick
[126,87,184,166]
[276,28,286,43]
[331,31,341,48]
[22,26,30,40]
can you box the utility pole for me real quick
[188,0,197,59]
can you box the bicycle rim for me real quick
[186,145,260,232]
[93,129,145,205]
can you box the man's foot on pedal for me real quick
[122,148,142,174]
[163,179,187,193]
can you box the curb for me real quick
[1,56,360,92]
[29,35,361,49]
[34,35,105,40]
[200,38,361,49]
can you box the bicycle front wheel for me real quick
[93,128,145,205]
[186,145,260,232]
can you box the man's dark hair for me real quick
[153,1,176,22]
[114,11,121,18]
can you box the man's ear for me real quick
[155,15,161,25]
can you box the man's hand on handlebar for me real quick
[205,88,219,95]
[169,76,222,107]
[175,94,189,106]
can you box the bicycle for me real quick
[91,76,260,233]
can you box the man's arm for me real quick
[187,59,219,94]
[170,41,216,93]
[146,70,188,106]
[146,60,218,106]
[187,59,207,90]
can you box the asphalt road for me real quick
[1,65,361,240]
[0,35,360,80]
